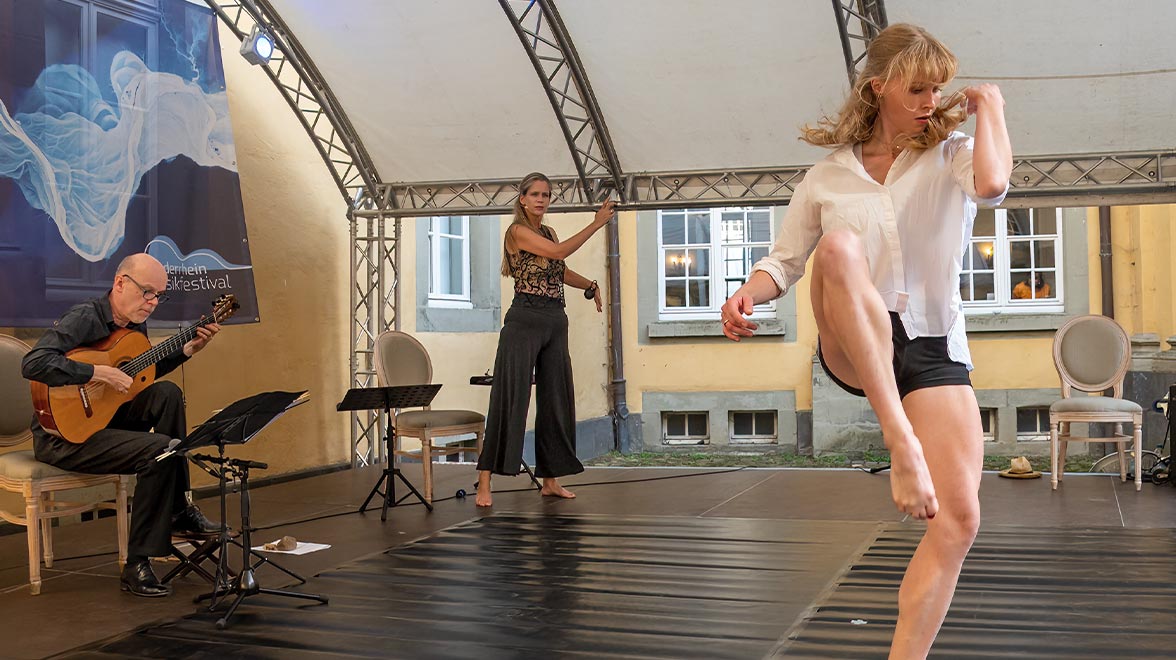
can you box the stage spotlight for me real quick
[240,24,275,66]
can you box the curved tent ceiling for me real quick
[888,0,1176,155]
[259,0,1176,203]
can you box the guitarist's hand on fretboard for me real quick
[182,322,222,357]
[91,364,132,394]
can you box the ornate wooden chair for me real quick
[374,331,484,503]
[0,334,129,594]
[1049,315,1143,491]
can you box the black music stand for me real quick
[338,384,442,519]
[169,390,328,629]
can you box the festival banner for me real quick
[0,0,259,326]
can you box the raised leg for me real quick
[810,230,936,519]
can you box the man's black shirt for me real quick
[21,294,188,441]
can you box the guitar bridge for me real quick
[77,385,93,418]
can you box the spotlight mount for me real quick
[240,23,275,66]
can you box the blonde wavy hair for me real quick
[801,23,966,152]
[500,172,552,277]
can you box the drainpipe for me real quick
[605,209,631,452]
[1097,206,1116,451]
[1098,206,1114,319]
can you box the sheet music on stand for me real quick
[158,390,310,461]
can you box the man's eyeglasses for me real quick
[122,274,170,304]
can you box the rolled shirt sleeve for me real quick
[949,133,1008,208]
[749,177,823,300]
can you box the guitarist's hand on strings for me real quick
[91,365,133,394]
[183,323,221,357]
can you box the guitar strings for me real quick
[83,307,225,393]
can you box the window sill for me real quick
[964,312,1068,333]
[647,318,787,338]
[427,298,474,310]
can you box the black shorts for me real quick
[817,312,972,399]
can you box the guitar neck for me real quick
[120,316,214,377]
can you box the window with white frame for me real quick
[658,208,775,319]
[961,208,1063,314]
[729,411,778,445]
[427,216,471,308]
[662,411,709,445]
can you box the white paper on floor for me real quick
[251,541,331,555]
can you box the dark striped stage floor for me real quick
[0,463,1173,658]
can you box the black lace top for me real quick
[508,224,565,304]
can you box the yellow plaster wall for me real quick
[161,25,353,482]
[1109,204,1176,345]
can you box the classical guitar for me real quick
[30,294,239,443]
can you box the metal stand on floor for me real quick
[193,450,327,629]
[338,384,443,521]
[163,390,326,629]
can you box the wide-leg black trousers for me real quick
[34,381,190,558]
[477,296,584,479]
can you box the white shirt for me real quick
[751,131,1007,369]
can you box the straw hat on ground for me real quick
[998,456,1042,479]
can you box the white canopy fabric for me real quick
[265,0,1176,187]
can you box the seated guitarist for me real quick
[21,254,222,597]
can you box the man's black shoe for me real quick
[120,559,170,598]
[171,504,221,537]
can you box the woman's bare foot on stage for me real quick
[540,478,576,499]
[475,470,493,507]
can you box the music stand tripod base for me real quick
[192,453,328,629]
[338,385,443,520]
[177,390,327,628]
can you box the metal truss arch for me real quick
[831,0,888,83]
[499,0,625,203]
[202,0,383,208]
[359,150,1176,216]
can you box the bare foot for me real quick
[887,437,938,520]
[475,471,492,507]
[540,479,576,499]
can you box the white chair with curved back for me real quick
[0,334,129,594]
[374,331,485,504]
[1049,315,1143,491]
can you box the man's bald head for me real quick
[109,253,169,326]
[114,253,165,282]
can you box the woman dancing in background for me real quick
[475,172,615,508]
[721,24,1012,658]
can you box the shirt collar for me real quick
[96,293,116,327]
[97,292,145,332]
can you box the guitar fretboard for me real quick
[119,315,218,377]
